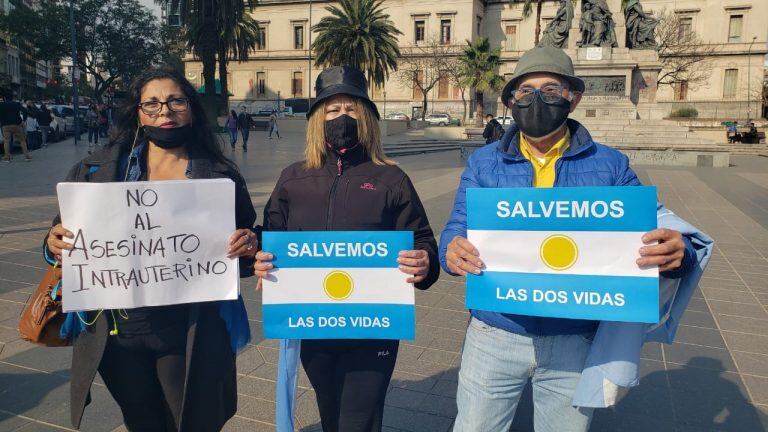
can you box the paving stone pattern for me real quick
[0,133,767,431]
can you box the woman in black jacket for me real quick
[44,66,257,431]
[255,65,440,432]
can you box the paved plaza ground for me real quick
[1,130,768,431]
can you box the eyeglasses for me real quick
[138,98,190,115]
[510,84,574,107]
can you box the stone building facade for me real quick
[183,0,767,120]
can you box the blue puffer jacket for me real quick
[438,119,691,335]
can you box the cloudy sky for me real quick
[139,0,162,18]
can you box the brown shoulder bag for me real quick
[18,263,71,347]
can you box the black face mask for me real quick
[510,94,571,139]
[325,114,359,152]
[143,124,193,149]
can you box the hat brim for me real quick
[307,84,380,119]
[501,72,586,107]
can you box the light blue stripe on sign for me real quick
[467,271,659,323]
[262,231,413,268]
[263,303,415,340]
[467,186,657,232]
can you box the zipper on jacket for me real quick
[326,158,343,229]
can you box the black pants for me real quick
[98,327,187,431]
[240,129,249,149]
[301,339,399,432]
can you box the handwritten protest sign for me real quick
[57,179,238,312]
[262,231,415,339]
[467,186,659,323]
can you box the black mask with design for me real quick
[325,114,359,153]
[509,94,571,139]
[143,124,193,149]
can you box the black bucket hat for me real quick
[308,65,380,119]
[501,47,585,107]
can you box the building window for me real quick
[677,17,692,40]
[256,72,266,98]
[292,71,303,97]
[440,19,451,45]
[673,81,688,101]
[723,69,738,99]
[438,75,449,99]
[257,26,267,50]
[728,15,742,43]
[413,71,423,100]
[505,25,517,51]
[294,25,304,50]
[414,20,425,44]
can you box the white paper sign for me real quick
[585,47,603,61]
[57,179,238,312]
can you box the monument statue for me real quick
[624,0,658,49]
[538,0,574,48]
[578,0,618,48]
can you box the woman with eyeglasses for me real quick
[43,66,257,431]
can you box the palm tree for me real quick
[156,0,256,119]
[217,8,260,112]
[311,0,402,87]
[459,37,504,127]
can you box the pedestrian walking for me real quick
[37,103,53,147]
[268,111,280,139]
[0,93,31,162]
[24,113,40,150]
[440,47,713,432]
[43,66,256,431]
[226,110,238,149]
[98,103,110,138]
[237,106,251,152]
[256,66,440,432]
[86,104,100,154]
[482,113,505,144]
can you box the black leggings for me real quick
[301,339,399,432]
[98,328,187,431]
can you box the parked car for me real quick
[496,115,515,125]
[425,113,453,126]
[49,105,87,136]
[385,112,410,121]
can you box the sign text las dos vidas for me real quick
[57,179,239,312]
[262,231,415,340]
[467,186,659,323]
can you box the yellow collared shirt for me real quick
[519,130,570,187]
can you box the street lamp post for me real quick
[69,0,79,146]
[747,36,757,121]
[308,0,312,103]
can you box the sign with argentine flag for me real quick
[262,231,415,339]
[467,186,659,323]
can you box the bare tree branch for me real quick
[395,39,459,120]
[655,9,721,88]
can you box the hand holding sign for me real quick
[46,224,74,260]
[638,228,686,272]
[445,236,484,276]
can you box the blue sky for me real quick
[139,0,162,18]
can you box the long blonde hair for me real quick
[304,97,394,169]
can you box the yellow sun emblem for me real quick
[323,270,354,301]
[539,234,579,271]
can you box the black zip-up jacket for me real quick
[263,146,440,290]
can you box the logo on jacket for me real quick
[360,182,377,191]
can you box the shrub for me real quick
[670,107,699,118]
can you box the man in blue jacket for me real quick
[440,47,698,431]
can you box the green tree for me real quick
[0,0,162,103]
[312,0,402,87]
[159,0,257,118]
[217,8,260,112]
[459,37,504,127]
